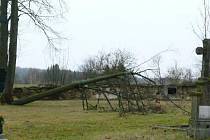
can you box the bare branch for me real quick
[18,0,66,49]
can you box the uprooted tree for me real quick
[11,49,161,113]
[12,70,160,114]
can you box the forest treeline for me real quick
[15,65,85,85]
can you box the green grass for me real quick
[0,100,192,140]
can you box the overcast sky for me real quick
[16,0,205,75]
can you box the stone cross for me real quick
[196,39,210,105]
[188,39,210,139]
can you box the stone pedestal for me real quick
[0,134,7,140]
[189,119,210,139]
[188,93,210,139]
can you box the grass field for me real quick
[0,100,192,140]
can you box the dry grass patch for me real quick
[0,100,192,140]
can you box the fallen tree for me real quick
[12,72,132,105]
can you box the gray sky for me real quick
[17,0,205,74]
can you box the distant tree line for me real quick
[15,66,84,85]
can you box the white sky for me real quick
[16,0,205,74]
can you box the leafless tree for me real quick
[166,62,194,84]
[166,62,184,84]
[193,0,210,39]
[0,0,66,104]
[1,0,19,104]
[151,55,163,85]
[183,68,193,83]
[80,49,136,78]
[18,0,66,48]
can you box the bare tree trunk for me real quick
[0,0,9,94]
[2,0,18,104]
[0,0,8,68]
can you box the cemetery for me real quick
[1,0,210,140]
